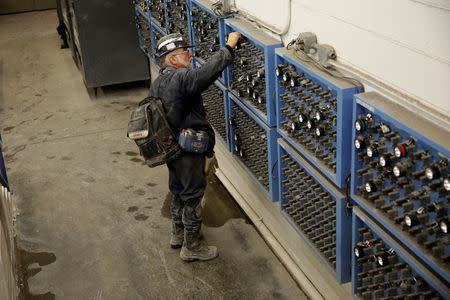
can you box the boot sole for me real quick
[170,244,182,249]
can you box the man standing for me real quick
[149,31,242,261]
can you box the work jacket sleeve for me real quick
[178,46,234,96]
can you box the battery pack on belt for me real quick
[178,128,209,153]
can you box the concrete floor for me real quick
[0,10,308,299]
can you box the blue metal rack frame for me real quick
[149,21,167,63]
[225,18,282,127]
[275,47,363,188]
[135,11,153,60]
[166,0,189,40]
[228,92,279,202]
[188,0,230,86]
[199,77,230,151]
[352,207,449,299]
[351,91,450,282]
[147,0,168,33]
[135,1,150,20]
[0,134,9,191]
[278,138,352,283]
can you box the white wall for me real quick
[234,0,450,120]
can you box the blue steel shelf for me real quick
[228,92,279,202]
[135,3,150,21]
[225,18,282,127]
[351,91,450,282]
[275,47,363,188]
[199,77,230,151]
[278,139,351,283]
[352,207,449,299]
[0,134,9,191]
[135,11,153,60]
[149,21,166,63]
[166,0,189,40]
[188,0,231,86]
[149,0,168,34]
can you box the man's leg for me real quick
[167,163,184,249]
[169,195,184,248]
[169,152,218,261]
[180,196,218,261]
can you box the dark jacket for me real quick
[149,46,234,157]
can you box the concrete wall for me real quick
[234,0,450,121]
[0,0,56,15]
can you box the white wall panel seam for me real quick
[409,0,450,10]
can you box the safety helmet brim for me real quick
[156,34,194,58]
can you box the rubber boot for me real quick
[180,233,218,262]
[170,222,184,249]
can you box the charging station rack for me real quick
[188,0,231,86]
[228,92,279,202]
[200,77,230,151]
[351,91,449,282]
[225,18,282,127]
[275,47,363,188]
[278,139,351,283]
[352,207,449,299]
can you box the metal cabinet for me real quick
[58,0,149,88]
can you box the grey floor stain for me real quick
[130,158,143,163]
[230,223,251,253]
[134,189,146,196]
[44,114,53,120]
[134,214,149,221]
[144,206,153,209]
[112,160,118,163]
[5,144,26,163]
[146,182,157,187]
[4,126,15,131]
[127,206,139,212]
[16,245,56,299]
[125,185,134,190]
[46,156,55,159]
[83,176,95,183]
[126,151,138,156]
[61,156,72,161]
[112,151,121,155]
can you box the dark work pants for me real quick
[166,152,206,236]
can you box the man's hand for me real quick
[226,32,243,49]
[204,155,219,176]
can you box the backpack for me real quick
[127,96,182,167]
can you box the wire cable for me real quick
[271,160,278,179]
[292,48,364,88]
[345,174,352,217]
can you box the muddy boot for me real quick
[180,233,218,261]
[170,222,184,249]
